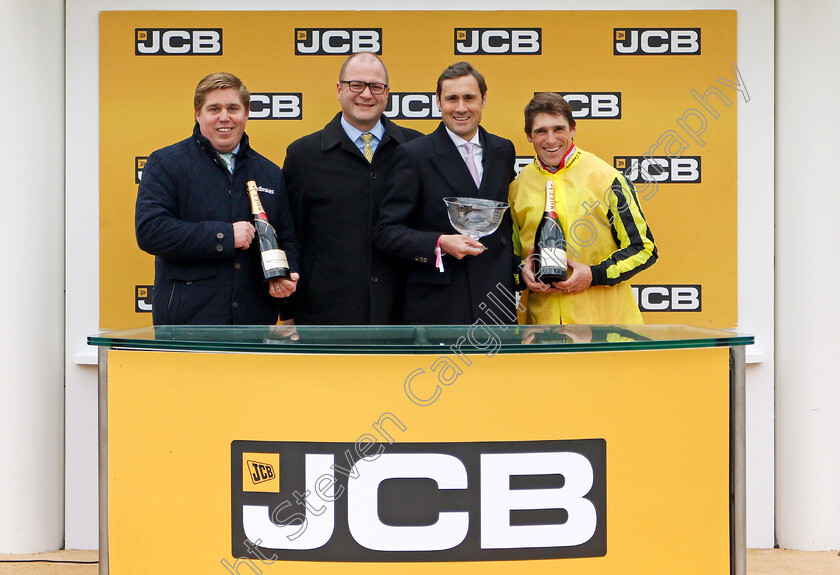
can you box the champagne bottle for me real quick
[533,179,567,283]
[246,181,291,280]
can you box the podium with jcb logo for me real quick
[90,324,752,574]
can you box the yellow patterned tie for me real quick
[361,133,374,163]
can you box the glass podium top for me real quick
[89,325,753,355]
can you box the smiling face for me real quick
[337,54,389,132]
[195,88,248,153]
[437,75,486,141]
[527,112,577,167]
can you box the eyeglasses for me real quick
[340,80,388,95]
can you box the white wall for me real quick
[775,0,840,551]
[65,0,777,549]
[0,0,65,554]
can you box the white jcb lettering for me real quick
[670,158,700,182]
[296,30,381,54]
[191,30,221,53]
[511,29,540,53]
[456,29,541,54]
[562,94,620,119]
[642,286,670,310]
[135,29,221,54]
[671,286,701,310]
[242,454,335,550]
[249,94,302,119]
[480,452,597,549]
[348,453,469,551]
[615,29,700,55]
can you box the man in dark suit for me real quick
[282,53,423,324]
[374,62,519,325]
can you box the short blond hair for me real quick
[194,72,250,111]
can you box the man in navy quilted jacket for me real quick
[136,72,299,325]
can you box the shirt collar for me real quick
[444,125,481,149]
[340,115,385,143]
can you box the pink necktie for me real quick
[463,142,480,188]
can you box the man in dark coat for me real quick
[282,53,423,325]
[136,72,299,325]
[373,62,519,325]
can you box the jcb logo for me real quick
[558,92,622,119]
[232,439,606,562]
[383,93,441,120]
[135,157,148,184]
[295,29,382,55]
[248,460,276,484]
[135,29,222,55]
[614,28,701,55]
[135,285,153,313]
[615,156,701,183]
[454,28,541,55]
[249,93,303,120]
[633,285,702,311]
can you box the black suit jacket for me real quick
[373,122,518,325]
[282,113,423,324]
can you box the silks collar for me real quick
[536,144,579,173]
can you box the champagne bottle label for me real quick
[247,182,266,216]
[541,246,567,267]
[261,249,289,271]
[545,179,556,214]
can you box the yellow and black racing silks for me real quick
[509,147,658,325]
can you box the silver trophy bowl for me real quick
[443,197,509,240]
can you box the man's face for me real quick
[337,57,389,132]
[527,112,576,167]
[195,88,248,153]
[437,75,486,141]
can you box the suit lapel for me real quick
[476,127,501,198]
[431,123,479,195]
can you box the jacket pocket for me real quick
[162,263,220,324]
[167,263,218,282]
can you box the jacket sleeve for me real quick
[372,145,440,264]
[135,153,235,261]
[590,175,658,286]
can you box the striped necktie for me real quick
[219,152,234,173]
[361,133,374,163]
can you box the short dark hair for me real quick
[525,92,575,136]
[194,72,249,111]
[524,92,576,134]
[436,61,487,98]
[338,52,389,84]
